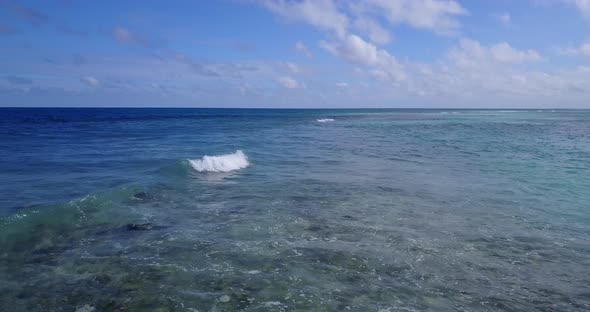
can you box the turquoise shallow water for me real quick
[1,108,589,311]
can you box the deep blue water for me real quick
[1,108,589,311]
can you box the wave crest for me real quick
[189,150,249,173]
[316,118,334,122]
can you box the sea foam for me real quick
[189,150,249,172]
[316,118,335,122]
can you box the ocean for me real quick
[1,108,589,311]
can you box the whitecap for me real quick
[189,150,249,173]
[316,118,334,122]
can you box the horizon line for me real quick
[1,107,587,110]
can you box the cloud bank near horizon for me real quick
[1,0,590,108]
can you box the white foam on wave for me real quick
[189,150,249,173]
[316,118,335,122]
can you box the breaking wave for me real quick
[316,118,335,123]
[188,150,249,173]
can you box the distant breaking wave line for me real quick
[316,118,334,123]
[189,150,249,172]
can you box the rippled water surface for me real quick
[1,108,589,311]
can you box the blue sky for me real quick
[1,0,590,108]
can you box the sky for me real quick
[1,0,590,108]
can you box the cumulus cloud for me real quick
[354,17,391,45]
[80,76,99,87]
[260,0,348,38]
[490,42,543,63]
[389,38,579,104]
[321,34,405,82]
[294,41,313,58]
[321,34,379,66]
[352,0,468,36]
[277,76,300,88]
[261,0,468,39]
[316,37,580,106]
[3,0,588,107]
[449,39,542,67]
[260,0,469,86]
[4,46,589,107]
[559,41,590,57]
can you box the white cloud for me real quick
[353,0,468,36]
[4,47,590,107]
[564,0,590,20]
[6,1,590,108]
[260,0,348,38]
[315,37,580,106]
[80,76,99,87]
[294,41,313,58]
[262,0,468,39]
[260,0,471,87]
[354,17,391,45]
[559,41,590,57]
[490,42,542,63]
[580,42,590,57]
[321,34,379,66]
[388,39,583,105]
[449,39,542,67]
[277,76,300,88]
[321,34,405,82]
[491,12,512,27]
